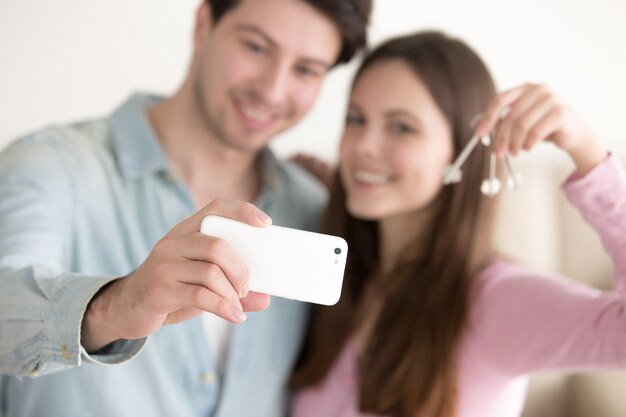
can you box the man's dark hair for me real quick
[207,0,371,64]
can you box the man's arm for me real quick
[0,138,272,376]
[0,141,140,377]
[80,198,273,352]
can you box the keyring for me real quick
[443,112,523,196]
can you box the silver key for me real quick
[504,155,523,190]
[480,151,501,197]
[443,134,482,184]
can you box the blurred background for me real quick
[2,0,625,160]
[1,1,626,416]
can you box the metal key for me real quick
[480,151,501,197]
[443,134,482,184]
[504,155,523,190]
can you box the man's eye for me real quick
[245,41,268,55]
[295,66,320,78]
[346,115,364,126]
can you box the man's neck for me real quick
[147,90,261,208]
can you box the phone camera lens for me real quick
[334,248,341,255]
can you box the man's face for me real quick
[191,0,342,153]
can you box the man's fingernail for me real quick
[233,307,247,323]
[241,283,249,298]
[256,209,272,225]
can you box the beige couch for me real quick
[490,151,626,417]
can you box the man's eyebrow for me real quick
[347,102,363,112]
[301,57,333,72]
[235,24,334,71]
[234,24,277,48]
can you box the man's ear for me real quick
[193,1,212,50]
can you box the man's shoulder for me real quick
[0,118,114,182]
[22,117,110,150]
[270,158,329,231]
[277,159,327,203]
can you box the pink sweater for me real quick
[292,154,626,417]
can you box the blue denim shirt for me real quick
[0,93,326,417]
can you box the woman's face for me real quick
[340,59,454,221]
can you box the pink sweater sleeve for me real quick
[471,154,626,377]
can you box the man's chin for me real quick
[218,135,272,155]
[228,123,288,152]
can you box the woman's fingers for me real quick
[475,85,526,137]
[496,88,555,156]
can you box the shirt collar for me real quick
[110,92,283,190]
[111,92,169,179]
[257,146,282,191]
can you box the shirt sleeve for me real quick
[0,137,145,378]
[472,153,626,377]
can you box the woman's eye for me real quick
[390,122,415,134]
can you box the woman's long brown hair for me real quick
[291,32,498,417]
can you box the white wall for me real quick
[1,0,625,163]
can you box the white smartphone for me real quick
[199,215,348,305]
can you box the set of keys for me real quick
[443,129,523,197]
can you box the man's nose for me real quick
[256,61,291,106]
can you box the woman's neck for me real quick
[378,206,436,274]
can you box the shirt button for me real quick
[61,344,71,361]
[201,372,216,384]
[163,172,176,184]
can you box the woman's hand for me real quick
[289,153,335,190]
[475,83,607,175]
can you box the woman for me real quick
[290,31,620,417]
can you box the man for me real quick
[0,0,371,416]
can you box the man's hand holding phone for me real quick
[81,199,272,353]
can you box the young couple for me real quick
[0,1,622,416]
